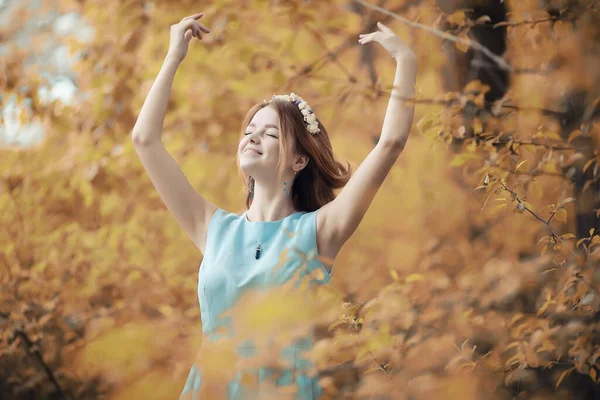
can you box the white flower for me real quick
[269,93,320,135]
[307,124,320,134]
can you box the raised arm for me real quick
[132,13,217,253]
[318,22,418,255]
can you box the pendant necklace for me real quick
[246,210,296,259]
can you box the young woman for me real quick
[132,12,417,400]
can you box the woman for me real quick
[132,11,417,400]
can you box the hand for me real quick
[359,22,415,62]
[167,13,210,63]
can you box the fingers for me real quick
[183,12,204,21]
[377,21,394,34]
[183,20,210,40]
[359,21,394,38]
[197,22,210,33]
[358,32,378,44]
[358,35,371,45]
[180,12,210,38]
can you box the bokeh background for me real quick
[2,0,600,399]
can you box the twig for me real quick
[493,139,574,151]
[354,0,512,72]
[493,17,561,28]
[14,330,70,400]
[497,180,561,241]
[487,163,572,181]
[501,104,564,118]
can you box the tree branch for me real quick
[497,180,561,241]
[14,330,70,400]
[353,0,512,72]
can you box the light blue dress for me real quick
[179,208,333,399]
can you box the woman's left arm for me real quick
[318,22,418,252]
[369,22,418,149]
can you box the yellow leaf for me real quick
[491,203,508,214]
[364,366,383,375]
[405,273,425,283]
[416,115,434,133]
[504,342,520,351]
[516,160,528,173]
[158,305,173,317]
[590,368,597,383]
[583,158,596,173]
[543,163,559,174]
[561,233,576,240]
[447,10,466,25]
[473,118,483,134]
[554,208,568,223]
[456,31,470,52]
[544,131,562,140]
[556,367,574,389]
[355,347,370,364]
[390,269,399,281]
[451,153,477,167]
[567,130,582,144]
[536,339,556,353]
[510,313,524,325]
[528,181,543,199]
[328,319,347,331]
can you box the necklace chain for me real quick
[246,209,296,259]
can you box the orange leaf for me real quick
[556,367,574,389]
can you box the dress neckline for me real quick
[242,210,303,224]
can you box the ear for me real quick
[293,153,310,172]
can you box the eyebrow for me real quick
[248,123,279,130]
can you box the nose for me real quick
[248,130,262,143]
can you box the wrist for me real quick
[165,52,184,66]
[393,52,417,66]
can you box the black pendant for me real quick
[255,245,262,259]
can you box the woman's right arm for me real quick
[132,13,216,253]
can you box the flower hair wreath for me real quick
[268,92,321,135]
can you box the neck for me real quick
[247,192,296,222]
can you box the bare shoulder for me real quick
[316,204,341,273]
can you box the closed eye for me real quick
[243,132,278,138]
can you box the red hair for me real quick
[236,100,352,212]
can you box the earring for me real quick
[283,171,297,197]
[248,177,254,198]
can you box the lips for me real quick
[244,148,262,155]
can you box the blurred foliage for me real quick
[1,0,600,399]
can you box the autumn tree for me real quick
[1,0,600,399]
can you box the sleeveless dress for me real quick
[179,208,333,400]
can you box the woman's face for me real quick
[238,106,294,178]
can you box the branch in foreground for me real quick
[354,0,512,72]
[13,330,70,400]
